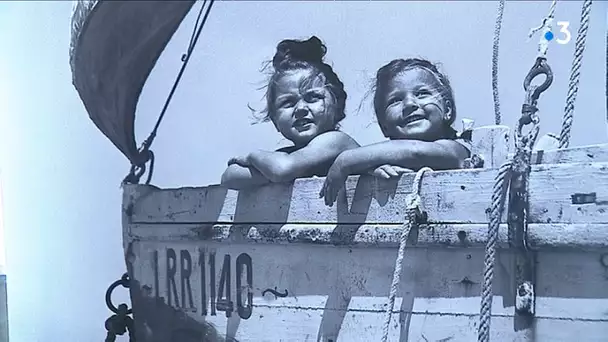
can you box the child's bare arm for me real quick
[220,164,270,189]
[320,139,468,206]
[336,139,467,174]
[247,131,360,183]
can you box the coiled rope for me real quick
[558,0,593,149]
[380,167,432,342]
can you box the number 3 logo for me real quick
[556,21,571,45]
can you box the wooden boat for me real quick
[70,1,607,341]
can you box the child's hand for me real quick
[320,162,348,207]
[369,165,413,179]
[228,155,250,167]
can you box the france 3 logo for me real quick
[545,21,571,45]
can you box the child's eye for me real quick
[415,89,431,97]
[278,99,295,108]
[386,97,401,107]
[304,92,325,102]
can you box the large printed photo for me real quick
[69,1,607,341]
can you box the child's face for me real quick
[270,68,337,146]
[378,67,452,141]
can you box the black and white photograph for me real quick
[1,0,608,341]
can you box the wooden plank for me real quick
[127,223,608,250]
[126,161,608,225]
[469,125,510,168]
[531,143,608,165]
[126,241,608,341]
[533,133,560,153]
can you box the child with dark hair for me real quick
[221,36,359,189]
[320,58,472,205]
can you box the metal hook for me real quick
[523,58,553,102]
[105,273,133,315]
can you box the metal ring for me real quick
[105,273,133,315]
[523,58,553,102]
[131,164,146,179]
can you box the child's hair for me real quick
[255,36,347,125]
[373,58,457,129]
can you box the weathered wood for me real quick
[533,133,560,153]
[126,161,608,225]
[470,131,608,167]
[530,142,608,165]
[123,147,608,341]
[469,125,510,168]
[127,223,608,250]
[126,241,608,341]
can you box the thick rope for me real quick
[478,84,545,341]
[558,0,593,149]
[476,5,559,338]
[477,161,512,342]
[380,167,432,342]
[491,0,506,125]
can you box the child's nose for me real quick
[294,101,309,117]
[402,96,420,116]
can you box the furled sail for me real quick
[69,0,195,165]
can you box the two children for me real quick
[221,37,471,206]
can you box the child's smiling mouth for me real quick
[400,113,426,126]
[293,118,315,129]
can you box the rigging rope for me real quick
[380,167,432,342]
[478,57,551,340]
[478,3,558,337]
[528,0,557,59]
[123,0,215,185]
[491,0,506,125]
[477,161,511,342]
[144,0,213,150]
[558,0,593,149]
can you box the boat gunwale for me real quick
[122,143,608,251]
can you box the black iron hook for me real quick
[105,273,133,315]
[523,57,553,102]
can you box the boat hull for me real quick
[126,239,608,341]
[123,156,608,341]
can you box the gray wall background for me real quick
[0,1,606,341]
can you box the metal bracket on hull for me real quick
[104,273,135,342]
[508,56,554,334]
[508,147,537,327]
